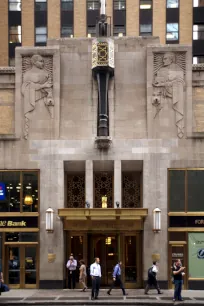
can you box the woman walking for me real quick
[79,260,87,292]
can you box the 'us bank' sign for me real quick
[0,217,38,228]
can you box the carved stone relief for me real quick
[21,55,54,139]
[152,52,186,139]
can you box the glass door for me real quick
[6,245,38,289]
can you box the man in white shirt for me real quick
[144,261,162,295]
[90,257,101,300]
[66,254,77,289]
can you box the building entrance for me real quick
[5,244,38,289]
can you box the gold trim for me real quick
[169,241,187,245]
[0,228,39,232]
[59,208,148,221]
[4,242,38,245]
[168,228,204,232]
[171,244,184,247]
[0,213,39,217]
[168,168,204,170]
[168,212,204,216]
[188,278,204,280]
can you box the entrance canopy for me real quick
[58,208,148,231]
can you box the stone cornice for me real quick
[0,67,15,74]
[193,64,204,71]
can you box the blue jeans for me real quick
[174,280,182,300]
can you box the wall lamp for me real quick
[46,208,54,233]
[153,208,161,233]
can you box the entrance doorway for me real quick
[88,234,118,286]
[5,244,38,289]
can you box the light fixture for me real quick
[87,33,92,38]
[70,34,73,38]
[140,4,151,9]
[118,33,123,37]
[24,195,33,206]
[116,201,120,208]
[105,237,111,245]
[153,208,161,233]
[102,195,107,208]
[46,208,54,233]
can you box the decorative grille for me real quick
[122,173,140,208]
[67,175,85,208]
[94,173,113,208]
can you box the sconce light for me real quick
[70,34,73,38]
[87,34,92,38]
[102,195,107,208]
[118,33,123,37]
[85,201,90,208]
[116,201,120,208]
[46,208,54,233]
[153,208,161,233]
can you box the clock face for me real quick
[167,0,179,8]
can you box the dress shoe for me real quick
[158,292,163,294]
[107,291,111,295]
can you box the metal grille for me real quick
[94,173,113,208]
[122,173,140,208]
[67,175,85,208]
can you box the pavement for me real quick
[1,289,204,305]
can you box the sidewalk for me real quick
[1,289,204,305]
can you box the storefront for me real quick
[59,208,148,289]
[0,170,39,289]
[168,169,204,290]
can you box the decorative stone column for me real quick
[85,160,93,208]
[114,160,122,208]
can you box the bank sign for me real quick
[0,183,6,201]
[0,217,38,228]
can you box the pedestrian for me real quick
[90,257,101,300]
[66,254,77,289]
[79,259,87,292]
[107,260,127,296]
[0,270,9,294]
[144,261,163,295]
[172,259,185,302]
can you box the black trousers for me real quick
[108,275,126,295]
[91,276,101,298]
[145,277,161,294]
[68,270,76,289]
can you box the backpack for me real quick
[148,267,154,278]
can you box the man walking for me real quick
[66,254,77,289]
[90,257,101,300]
[107,260,127,296]
[144,261,162,295]
[172,259,185,302]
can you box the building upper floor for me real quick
[0,0,204,66]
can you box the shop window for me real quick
[188,233,204,278]
[166,23,179,41]
[6,233,38,242]
[167,0,179,8]
[169,170,185,212]
[23,172,38,212]
[125,236,137,282]
[187,170,204,212]
[140,24,152,36]
[0,172,20,212]
[140,0,152,9]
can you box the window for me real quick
[9,26,22,43]
[61,0,73,37]
[166,23,179,41]
[61,0,73,11]
[167,0,179,8]
[9,0,21,11]
[193,56,204,64]
[35,0,47,11]
[193,24,204,40]
[169,170,185,212]
[114,0,126,10]
[140,0,152,9]
[140,24,152,36]
[35,27,47,43]
[0,171,39,213]
[87,0,99,10]
[189,233,204,278]
[194,0,204,6]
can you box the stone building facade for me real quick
[0,36,204,289]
